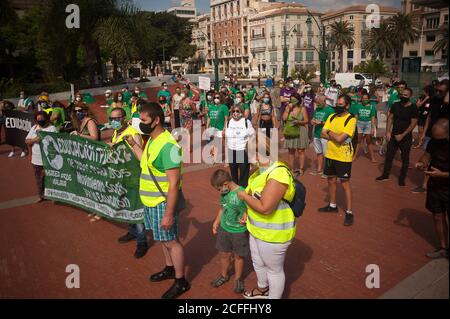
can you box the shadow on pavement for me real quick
[283,238,313,298]
[394,208,438,248]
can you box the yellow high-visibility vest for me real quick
[139,130,182,207]
[245,162,296,243]
[112,125,143,146]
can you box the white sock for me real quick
[346,210,353,215]
[329,203,337,208]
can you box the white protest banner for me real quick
[198,76,211,91]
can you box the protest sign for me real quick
[198,76,211,91]
[39,132,144,223]
[4,110,34,149]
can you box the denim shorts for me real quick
[312,137,328,155]
[144,202,178,242]
[357,121,372,135]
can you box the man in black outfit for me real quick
[377,87,418,186]
[415,118,449,259]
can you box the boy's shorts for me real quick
[324,158,352,180]
[144,202,178,242]
[426,188,449,215]
[216,227,249,257]
[357,121,372,135]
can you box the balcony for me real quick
[270,32,276,37]
[361,29,369,36]
[307,31,314,36]
[251,33,266,39]
[251,46,266,53]
[268,45,278,51]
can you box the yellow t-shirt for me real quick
[323,113,356,163]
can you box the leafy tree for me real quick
[363,22,395,60]
[329,21,354,72]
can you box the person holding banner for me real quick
[124,102,190,299]
[1,100,29,158]
[108,107,149,259]
[71,103,100,141]
[25,111,56,203]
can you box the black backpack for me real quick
[266,166,306,218]
[329,113,358,150]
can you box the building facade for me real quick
[321,5,399,73]
[167,0,198,19]
[190,13,212,73]
[249,2,322,78]
[402,0,449,72]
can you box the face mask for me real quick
[163,86,168,90]
[362,100,370,105]
[289,83,294,88]
[320,84,324,88]
[37,120,47,127]
[233,112,242,120]
[76,112,86,121]
[105,95,111,99]
[76,97,82,102]
[334,105,346,114]
[263,98,270,104]
[111,120,122,130]
[400,96,409,104]
[176,91,181,95]
[20,94,25,99]
[214,98,220,104]
[235,98,242,104]
[207,95,213,101]
[279,84,284,88]
[180,93,186,98]
[139,118,156,135]
[118,96,123,101]
[135,90,140,94]
[291,98,299,105]
[305,88,311,93]
[220,187,230,196]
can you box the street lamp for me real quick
[282,16,298,81]
[306,11,328,84]
[200,31,220,91]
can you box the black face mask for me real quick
[37,120,48,127]
[139,118,156,135]
[334,105,346,114]
[400,96,410,104]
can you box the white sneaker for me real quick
[8,151,14,158]
[20,152,26,158]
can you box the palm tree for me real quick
[388,13,420,72]
[433,24,449,69]
[363,22,395,61]
[329,21,354,72]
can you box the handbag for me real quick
[146,149,187,214]
[283,110,300,138]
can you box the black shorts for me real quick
[426,188,449,214]
[324,158,352,180]
[216,226,249,257]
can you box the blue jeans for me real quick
[129,223,147,246]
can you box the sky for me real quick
[133,0,403,14]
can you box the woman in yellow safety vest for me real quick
[237,135,296,299]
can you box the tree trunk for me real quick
[112,55,119,81]
[339,46,344,72]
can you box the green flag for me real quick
[39,132,144,223]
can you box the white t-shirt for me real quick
[172,94,183,110]
[325,87,339,107]
[225,118,255,151]
[25,124,57,166]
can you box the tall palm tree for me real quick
[329,21,354,72]
[388,13,420,72]
[433,24,449,69]
[363,22,395,61]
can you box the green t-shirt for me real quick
[106,99,114,106]
[356,103,377,122]
[349,93,360,105]
[220,187,247,233]
[313,105,335,138]
[246,88,257,103]
[122,91,132,104]
[349,103,359,116]
[52,107,65,130]
[157,90,172,104]
[387,88,400,108]
[208,104,229,131]
[138,92,148,100]
[149,141,182,172]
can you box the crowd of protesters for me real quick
[0,73,448,299]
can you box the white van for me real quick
[334,73,372,89]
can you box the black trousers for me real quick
[174,110,181,128]
[382,134,412,181]
[33,164,45,198]
[227,149,250,188]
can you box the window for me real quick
[332,51,336,59]
[262,28,265,36]
[409,51,418,57]
[308,37,312,47]
[425,50,434,57]
[270,52,277,62]
[426,35,436,42]
[361,50,366,59]
[426,17,440,29]
[295,52,303,62]
[347,62,353,71]
[355,74,364,80]
[445,15,449,25]
[306,51,314,62]
[349,15,354,20]
[347,50,354,59]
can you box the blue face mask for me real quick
[263,98,270,104]
[111,120,122,130]
[220,187,230,196]
[76,112,86,121]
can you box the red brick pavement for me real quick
[0,137,437,299]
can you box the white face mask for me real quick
[214,98,220,104]
[289,83,294,88]
[180,93,186,98]
[76,97,82,102]
[135,90,140,94]
[163,86,168,90]
[235,98,242,104]
[118,96,123,101]
[207,95,213,101]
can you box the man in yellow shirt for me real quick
[109,108,148,258]
[320,95,357,226]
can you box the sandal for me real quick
[243,287,269,299]
[90,215,102,223]
[234,279,245,294]
[211,275,230,288]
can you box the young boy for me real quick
[210,169,249,294]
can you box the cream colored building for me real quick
[402,0,448,72]
[321,5,399,73]
[190,14,212,73]
[248,2,322,77]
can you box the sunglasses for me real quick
[109,117,123,121]
[232,110,241,114]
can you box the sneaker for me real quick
[426,248,449,259]
[318,205,338,213]
[376,175,389,181]
[234,279,245,294]
[411,186,426,194]
[7,151,14,158]
[161,280,191,299]
[20,152,26,158]
[150,267,176,282]
[118,232,137,244]
[321,174,328,179]
[398,179,406,187]
[134,243,148,259]
[344,212,354,226]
